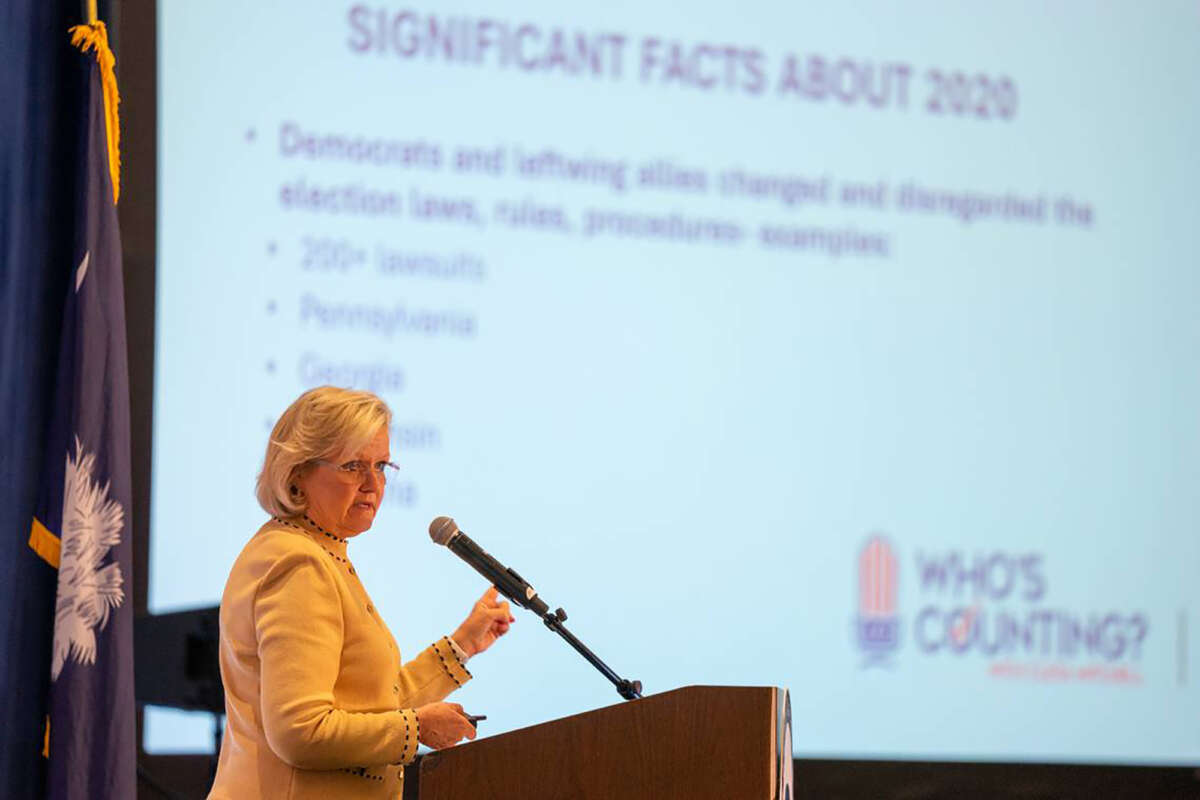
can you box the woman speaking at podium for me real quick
[208,386,512,799]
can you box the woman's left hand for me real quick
[452,586,515,658]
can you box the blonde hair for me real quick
[256,386,392,517]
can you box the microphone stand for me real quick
[537,605,642,701]
[434,514,641,700]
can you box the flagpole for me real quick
[85,0,97,24]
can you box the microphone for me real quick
[429,516,549,617]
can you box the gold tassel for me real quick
[68,22,121,204]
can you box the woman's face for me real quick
[296,425,390,537]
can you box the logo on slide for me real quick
[855,534,900,666]
[850,538,1152,684]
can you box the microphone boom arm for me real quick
[538,605,643,701]
[488,568,642,701]
[430,516,642,702]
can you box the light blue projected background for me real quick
[148,0,1200,763]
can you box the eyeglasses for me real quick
[314,459,400,483]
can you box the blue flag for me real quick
[27,21,136,799]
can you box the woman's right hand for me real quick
[415,702,477,749]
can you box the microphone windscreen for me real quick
[429,516,458,546]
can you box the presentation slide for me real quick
[148,0,1200,763]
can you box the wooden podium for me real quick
[407,685,794,800]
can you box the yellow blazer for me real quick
[208,518,472,799]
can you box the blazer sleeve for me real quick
[254,549,420,769]
[397,636,473,708]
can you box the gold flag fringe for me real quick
[69,22,121,204]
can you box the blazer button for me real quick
[392,684,399,694]
[367,604,374,613]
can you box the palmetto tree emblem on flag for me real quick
[51,436,126,680]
